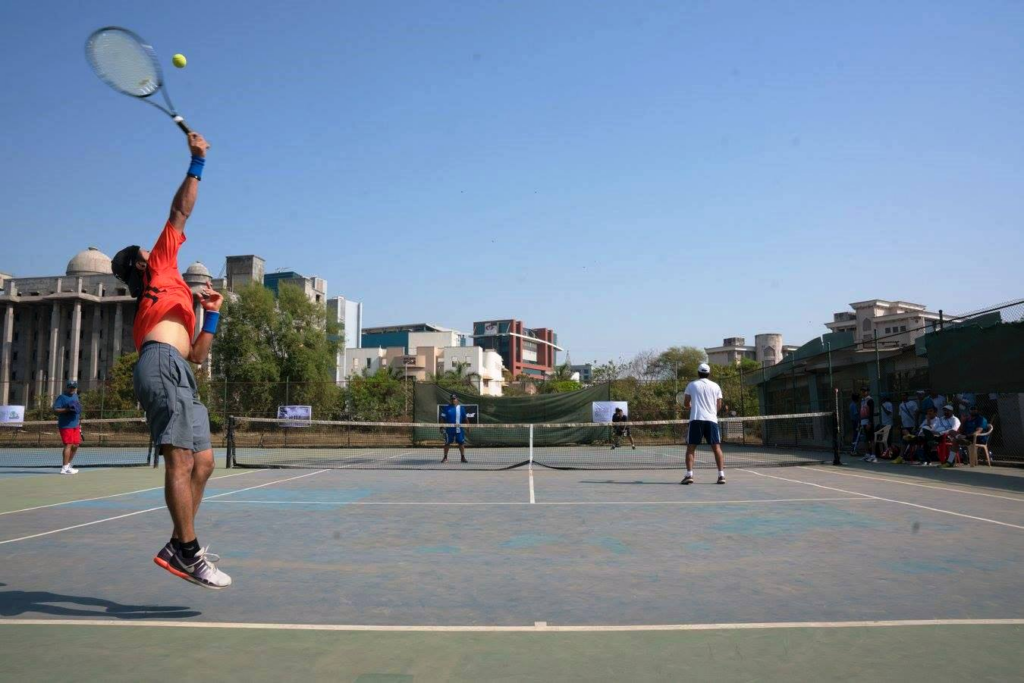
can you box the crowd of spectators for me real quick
[848,388,992,467]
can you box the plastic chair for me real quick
[937,437,960,466]
[872,425,891,456]
[967,425,995,467]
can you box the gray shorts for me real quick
[133,341,212,453]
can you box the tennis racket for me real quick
[85,26,192,135]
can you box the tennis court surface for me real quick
[2,460,1023,681]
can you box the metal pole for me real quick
[873,329,881,409]
[939,309,944,331]
[826,342,834,415]
[832,387,842,466]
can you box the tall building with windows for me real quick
[327,296,363,382]
[471,319,561,378]
[361,323,468,354]
[825,300,943,348]
[705,335,798,367]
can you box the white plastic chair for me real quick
[968,425,995,467]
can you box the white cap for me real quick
[698,363,711,375]
[943,404,954,411]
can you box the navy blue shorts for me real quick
[687,420,721,445]
[444,428,466,445]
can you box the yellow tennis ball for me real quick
[172,53,187,68]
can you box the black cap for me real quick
[450,393,459,400]
[111,245,145,298]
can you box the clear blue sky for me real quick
[2,1,1022,364]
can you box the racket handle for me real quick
[173,115,192,135]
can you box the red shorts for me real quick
[60,427,82,446]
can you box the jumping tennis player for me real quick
[680,363,726,485]
[111,131,229,590]
[439,394,471,463]
[52,380,82,474]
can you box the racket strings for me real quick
[87,30,161,98]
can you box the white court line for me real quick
[0,470,328,546]
[742,469,1024,532]
[202,497,873,506]
[529,467,536,504]
[1,617,1022,633]
[802,466,1024,502]
[0,470,260,517]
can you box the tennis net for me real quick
[228,412,836,470]
[0,418,154,468]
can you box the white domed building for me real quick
[0,246,148,405]
[66,247,113,277]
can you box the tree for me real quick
[102,352,142,418]
[214,281,341,418]
[650,346,707,381]
[347,368,407,421]
[276,283,343,417]
[436,360,481,395]
[591,358,625,383]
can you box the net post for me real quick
[150,437,158,468]
[832,388,842,466]
[529,424,534,467]
[226,416,235,469]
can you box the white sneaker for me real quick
[60,465,78,475]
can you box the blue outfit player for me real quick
[439,394,472,463]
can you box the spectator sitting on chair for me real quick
[954,406,988,453]
[935,405,962,468]
[904,406,940,465]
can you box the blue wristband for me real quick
[201,311,220,335]
[188,155,205,180]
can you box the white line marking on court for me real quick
[529,467,536,504]
[741,469,1024,532]
[802,467,1024,502]
[0,506,167,545]
[2,618,1022,633]
[201,497,873,507]
[0,470,260,517]
[0,470,329,545]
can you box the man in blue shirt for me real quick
[52,380,83,474]
[439,394,472,464]
[955,406,989,447]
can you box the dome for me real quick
[66,247,112,276]
[183,261,212,286]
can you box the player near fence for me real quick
[52,380,82,475]
[439,394,471,463]
[610,407,636,450]
[680,363,726,485]
[111,131,229,590]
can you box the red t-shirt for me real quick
[132,222,196,351]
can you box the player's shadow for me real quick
[0,583,201,620]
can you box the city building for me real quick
[345,343,505,396]
[825,300,943,347]
[219,256,327,305]
[705,335,798,367]
[222,255,265,293]
[0,248,212,406]
[571,364,593,383]
[327,296,363,383]
[263,270,327,304]
[361,323,468,354]
[472,319,561,378]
